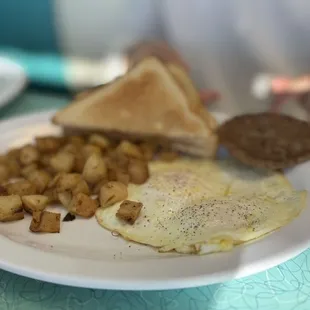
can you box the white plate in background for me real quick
[0,110,309,291]
[0,57,27,109]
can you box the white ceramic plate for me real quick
[0,110,310,291]
[0,57,27,108]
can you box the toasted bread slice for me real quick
[53,57,217,157]
[166,63,218,131]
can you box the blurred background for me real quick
[0,0,161,93]
[0,0,309,119]
[0,0,162,117]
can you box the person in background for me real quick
[0,0,310,119]
[254,74,310,117]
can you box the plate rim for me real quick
[0,110,309,291]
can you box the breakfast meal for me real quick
[0,57,308,256]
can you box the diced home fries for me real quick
[0,131,176,234]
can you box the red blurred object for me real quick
[199,90,220,106]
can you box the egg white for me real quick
[218,159,292,196]
[96,159,306,254]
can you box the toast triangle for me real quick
[53,57,217,157]
[166,63,218,131]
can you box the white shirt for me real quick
[55,0,310,117]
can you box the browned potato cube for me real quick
[115,170,130,185]
[32,210,42,224]
[61,143,78,155]
[7,159,21,178]
[7,148,20,160]
[88,134,110,150]
[69,193,98,218]
[82,144,101,159]
[19,145,39,166]
[100,181,128,208]
[39,154,53,167]
[22,195,49,214]
[72,179,90,196]
[58,191,72,208]
[21,163,38,178]
[82,153,107,184]
[116,154,130,170]
[107,165,117,182]
[0,164,10,183]
[73,153,86,173]
[27,170,51,193]
[1,212,24,222]
[47,173,63,189]
[116,200,143,224]
[0,195,24,222]
[51,173,90,196]
[105,157,116,174]
[128,159,149,184]
[92,178,108,195]
[43,188,58,203]
[30,211,60,233]
[54,173,79,191]
[50,152,75,173]
[55,173,81,191]
[116,141,144,160]
[6,180,37,196]
[107,165,130,185]
[107,151,129,170]
[35,136,64,153]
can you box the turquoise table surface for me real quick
[1,91,310,310]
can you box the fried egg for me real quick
[218,159,293,196]
[96,159,306,254]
